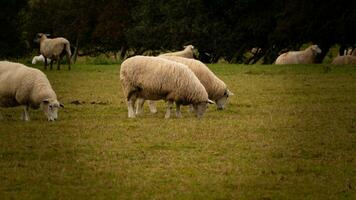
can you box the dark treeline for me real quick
[0,0,355,63]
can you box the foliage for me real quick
[0,0,355,63]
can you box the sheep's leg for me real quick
[165,100,174,119]
[66,52,71,70]
[22,106,30,121]
[50,60,54,70]
[127,95,137,118]
[189,104,194,113]
[148,100,158,113]
[135,98,145,115]
[176,103,182,118]
[57,58,61,70]
[44,58,48,70]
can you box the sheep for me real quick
[36,33,71,70]
[331,55,356,65]
[275,45,322,64]
[31,54,51,64]
[0,61,63,121]
[120,56,213,119]
[135,55,233,115]
[160,45,195,58]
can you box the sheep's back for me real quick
[332,55,356,65]
[41,38,69,57]
[120,56,207,102]
[159,56,226,100]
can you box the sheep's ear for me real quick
[42,99,49,104]
[207,99,215,104]
[45,34,50,37]
[60,103,64,108]
[227,89,234,96]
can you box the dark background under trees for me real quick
[0,0,355,63]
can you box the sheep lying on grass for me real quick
[120,56,213,119]
[31,54,51,64]
[275,45,322,64]
[160,45,195,58]
[0,61,63,121]
[36,33,71,70]
[136,55,233,115]
[331,55,356,65]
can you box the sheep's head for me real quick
[193,100,214,118]
[184,45,194,51]
[41,99,64,121]
[35,33,50,43]
[216,89,234,110]
[311,45,322,54]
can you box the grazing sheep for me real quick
[31,54,51,64]
[160,45,195,58]
[0,61,63,121]
[331,55,356,65]
[160,56,233,108]
[36,33,71,70]
[136,55,233,115]
[120,56,213,119]
[275,45,322,64]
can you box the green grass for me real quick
[1,63,355,199]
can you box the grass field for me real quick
[0,63,355,199]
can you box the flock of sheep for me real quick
[0,38,233,121]
[0,33,355,121]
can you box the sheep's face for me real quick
[311,45,322,54]
[184,45,194,51]
[193,100,214,118]
[35,33,50,43]
[216,89,234,110]
[42,99,64,121]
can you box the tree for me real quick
[0,0,27,58]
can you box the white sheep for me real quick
[36,33,71,70]
[275,45,322,64]
[0,61,63,121]
[331,55,356,65]
[162,56,233,107]
[344,48,356,56]
[160,45,195,58]
[31,54,51,64]
[120,56,213,119]
[135,55,233,115]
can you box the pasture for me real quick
[0,63,355,199]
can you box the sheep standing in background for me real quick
[36,33,71,70]
[135,55,233,115]
[331,55,356,65]
[0,61,63,121]
[344,47,356,56]
[120,56,213,119]
[31,54,51,64]
[160,45,195,58]
[275,45,322,64]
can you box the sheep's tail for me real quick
[65,42,72,58]
[64,42,72,70]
